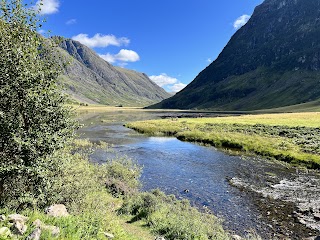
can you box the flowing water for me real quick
[78,110,320,239]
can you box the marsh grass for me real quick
[126,112,320,169]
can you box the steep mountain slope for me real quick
[55,38,170,106]
[151,0,320,110]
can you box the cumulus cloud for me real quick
[115,49,140,62]
[34,0,59,15]
[149,73,187,93]
[233,14,251,30]
[72,33,130,48]
[66,19,77,25]
[149,73,178,87]
[170,83,187,93]
[99,49,140,64]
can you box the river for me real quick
[77,109,320,239]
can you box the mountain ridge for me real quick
[150,0,320,110]
[55,37,170,106]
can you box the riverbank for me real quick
[0,139,230,240]
[126,112,320,169]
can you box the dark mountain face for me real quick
[55,38,170,106]
[151,0,320,110]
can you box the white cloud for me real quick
[149,73,187,93]
[72,33,130,48]
[233,14,251,30]
[99,49,140,64]
[149,73,178,87]
[34,0,59,15]
[66,19,77,25]
[115,49,140,62]
[99,53,116,63]
[207,58,212,63]
[169,83,187,93]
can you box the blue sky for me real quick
[32,0,263,92]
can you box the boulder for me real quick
[12,220,28,235]
[155,237,166,240]
[8,214,29,223]
[33,219,60,237]
[26,227,41,240]
[8,214,29,235]
[45,204,69,217]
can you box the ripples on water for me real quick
[78,110,320,239]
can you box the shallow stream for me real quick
[78,110,320,239]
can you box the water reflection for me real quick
[77,110,320,238]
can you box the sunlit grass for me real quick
[126,112,320,169]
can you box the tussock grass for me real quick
[1,139,230,239]
[126,113,320,169]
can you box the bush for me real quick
[103,157,142,197]
[120,190,229,240]
[0,0,77,208]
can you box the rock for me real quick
[26,227,41,240]
[43,225,60,237]
[0,227,11,238]
[8,214,29,223]
[12,220,28,235]
[33,219,42,228]
[104,232,115,239]
[8,214,29,235]
[45,204,69,217]
[313,213,320,221]
[33,219,60,237]
[0,215,6,221]
[231,235,243,240]
[155,237,166,240]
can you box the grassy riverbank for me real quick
[0,139,229,240]
[126,112,320,169]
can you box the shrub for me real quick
[120,189,229,240]
[103,157,142,197]
[0,0,77,208]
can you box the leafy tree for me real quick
[0,0,77,208]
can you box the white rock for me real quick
[26,227,41,240]
[232,235,243,240]
[104,232,115,239]
[8,214,29,223]
[12,220,28,235]
[33,219,60,236]
[45,204,69,217]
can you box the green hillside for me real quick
[55,38,171,106]
[150,0,320,110]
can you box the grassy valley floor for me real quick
[126,112,320,169]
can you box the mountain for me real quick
[150,0,320,111]
[55,38,170,106]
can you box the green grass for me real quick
[126,112,320,169]
[0,139,231,240]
